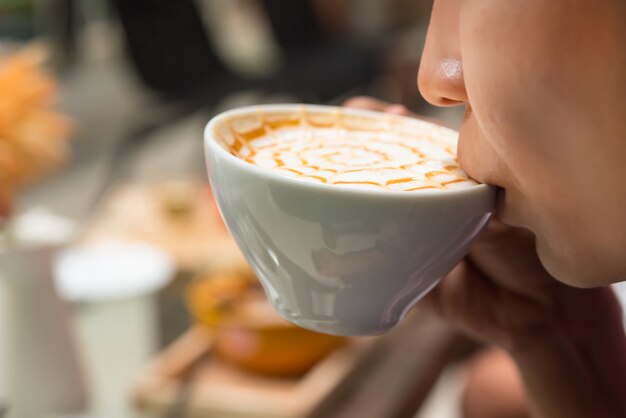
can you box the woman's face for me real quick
[418,0,626,287]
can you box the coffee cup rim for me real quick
[205,104,495,201]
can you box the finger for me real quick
[343,96,392,111]
[344,97,418,118]
[423,259,560,349]
[468,221,557,303]
[420,261,503,343]
[343,96,449,127]
[385,104,411,116]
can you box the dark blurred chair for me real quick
[262,0,380,103]
[110,0,380,104]
[110,0,240,102]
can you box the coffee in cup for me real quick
[224,107,477,192]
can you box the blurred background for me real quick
[0,1,476,418]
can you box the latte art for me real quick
[218,108,478,191]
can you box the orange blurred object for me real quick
[185,270,345,377]
[0,183,11,221]
[0,44,72,197]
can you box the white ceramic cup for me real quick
[204,104,495,336]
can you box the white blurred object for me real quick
[54,241,175,302]
[53,241,174,417]
[0,208,85,418]
[13,206,76,247]
[415,364,466,418]
[202,0,282,77]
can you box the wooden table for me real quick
[308,310,470,418]
[133,309,470,418]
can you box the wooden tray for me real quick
[132,327,375,418]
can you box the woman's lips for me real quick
[457,110,508,221]
[458,107,522,227]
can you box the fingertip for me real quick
[343,96,375,109]
[386,104,410,115]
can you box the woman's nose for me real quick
[417,0,468,107]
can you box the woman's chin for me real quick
[535,238,618,288]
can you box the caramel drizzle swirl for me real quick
[224,112,476,191]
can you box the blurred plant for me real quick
[0,0,36,40]
[0,44,72,220]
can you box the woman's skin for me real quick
[346,1,626,416]
[419,0,626,287]
[462,348,527,418]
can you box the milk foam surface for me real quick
[218,109,478,191]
